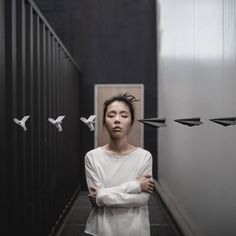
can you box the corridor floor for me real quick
[56,191,182,236]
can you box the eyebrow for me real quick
[107,110,129,114]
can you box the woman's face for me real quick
[104,101,132,139]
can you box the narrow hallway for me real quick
[56,191,182,236]
[2,0,236,235]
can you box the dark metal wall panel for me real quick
[16,0,27,232]
[39,20,49,236]
[25,3,34,235]
[4,0,18,234]
[0,0,7,235]
[2,0,81,235]
[33,12,41,236]
[46,28,52,232]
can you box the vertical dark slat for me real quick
[68,62,72,187]
[57,44,61,207]
[5,0,18,233]
[44,27,51,233]
[72,64,76,186]
[25,3,34,235]
[58,46,63,207]
[0,0,6,235]
[16,0,23,229]
[59,47,64,211]
[16,0,27,233]
[51,35,57,221]
[42,26,49,233]
[62,55,66,199]
[39,20,47,235]
[20,0,27,233]
[54,37,59,220]
[32,11,41,236]
[56,42,61,213]
[48,31,54,229]
[62,53,67,190]
[69,63,73,188]
[60,50,66,202]
[62,54,66,197]
[11,2,18,213]
[49,33,54,225]
[73,64,79,185]
[54,40,59,213]
[10,0,17,177]
[37,19,43,236]
[68,62,72,188]
[66,59,70,190]
[32,12,38,220]
[73,61,79,188]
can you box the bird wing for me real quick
[21,123,27,131]
[89,123,94,131]
[13,118,20,124]
[80,117,88,123]
[87,115,96,122]
[56,116,65,122]
[56,123,63,132]
[21,115,30,123]
[48,118,55,124]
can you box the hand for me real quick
[137,174,154,194]
[88,186,99,207]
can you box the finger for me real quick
[148,185,154,191]
[149,183,155,188]
[149,185,154,190]
[148,187,153,193]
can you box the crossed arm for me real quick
[85,153,154,208]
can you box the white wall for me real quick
[157,0,236,235]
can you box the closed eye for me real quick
[107,115,115,118]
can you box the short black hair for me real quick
[102,92,139,125]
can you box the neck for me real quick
[108,137,130,153]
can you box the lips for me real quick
[113,126,122,131]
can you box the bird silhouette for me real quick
[80,115,96,131]
[48,116,65,132]
[13,115,30,131]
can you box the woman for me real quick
[84,93,154,236]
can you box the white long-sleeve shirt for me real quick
[84,147,153,236]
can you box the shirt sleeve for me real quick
[96,152,153,208]
[96,189,150,208]
[85,153,142,195]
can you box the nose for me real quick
[114,115,121,123]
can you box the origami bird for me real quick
[48,116,65,132]
[80,115,96,131]
[13,115,30,131]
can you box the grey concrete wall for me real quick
[157,0,236,235]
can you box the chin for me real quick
[109,133,124,139]
[111,134,123,139]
